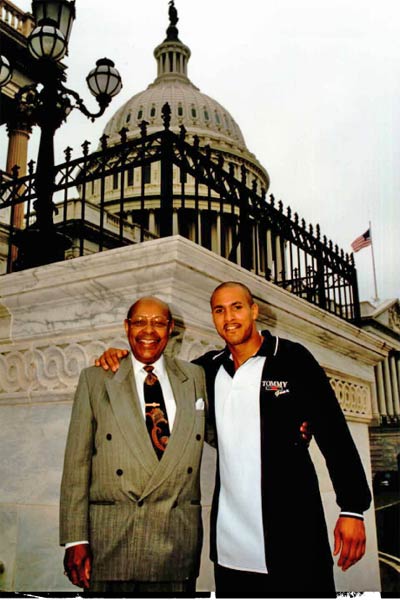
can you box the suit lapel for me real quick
[141,356,196,498]
[105,357,158,477]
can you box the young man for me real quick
[96,282,371,596]
[194,281,371,596]
[60,296,207,593]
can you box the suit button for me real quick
[172,501,178,508]
[116,469,123,476]
[187,467,193,474]
[106,434,112,440]
[138,500,144,507]
[196,434,201,441]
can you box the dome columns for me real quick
[154,40,191,82]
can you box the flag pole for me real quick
[369,220,379,302]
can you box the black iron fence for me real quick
[0,103,360,323]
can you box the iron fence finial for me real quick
[161,103,171,129]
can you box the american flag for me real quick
[351,229,372,253]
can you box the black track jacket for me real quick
[194,330,371,578]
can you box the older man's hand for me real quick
[299,421,312,445]
[333,516,366,571]
[64,543,92,589]
[94,348,129,372]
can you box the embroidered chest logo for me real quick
[261,380,290,397]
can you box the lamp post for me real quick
[0,0,122,270]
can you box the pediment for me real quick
[361,298,400,336]
[388,301,400,334]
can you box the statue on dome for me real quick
[166,1,179,40]
[168,1,179,27]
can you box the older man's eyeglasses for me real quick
[127,317,170,330]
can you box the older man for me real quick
[60,296,207,593]
[96,282,371,596]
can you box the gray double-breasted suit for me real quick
[60,355,207,583]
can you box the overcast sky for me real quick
[2,0,399,303]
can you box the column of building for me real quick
[6,110,33,268]
[374,351,400,424]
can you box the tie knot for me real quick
[144,365,158,385]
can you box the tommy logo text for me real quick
[262,380,290,397]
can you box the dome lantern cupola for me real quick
[153,1,191,83]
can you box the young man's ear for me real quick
[251,303,259,320]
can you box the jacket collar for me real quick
[211,329,279,365]
[256,330,280,358]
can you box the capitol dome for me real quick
[102,5,269,188]
[85,2,272,257]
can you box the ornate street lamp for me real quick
[0,0,122,270]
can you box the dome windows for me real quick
[126,113,131,124]
[191,105,197,119]
[143,164,151,184]
[177,103,184,117]
[203,108,209,121]
[215,111,221,125]
[150,105,156,118]
[137,107,144,120]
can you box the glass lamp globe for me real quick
[28,22,67,62]
[0,55,12,87]
[87,58,122,100]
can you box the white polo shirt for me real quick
[215,355,268,573]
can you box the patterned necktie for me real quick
[143,365,170,459]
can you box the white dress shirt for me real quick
[130,352,176,428]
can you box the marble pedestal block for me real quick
[0,236,389,592]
